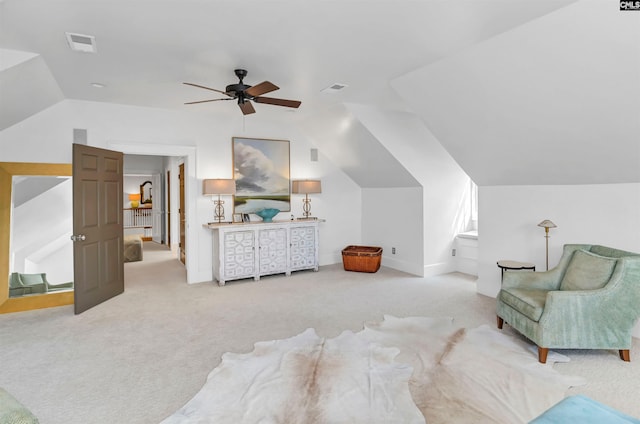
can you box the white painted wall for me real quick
[361,187,424,276]
[124,155,164,174]
[0,99,362,283]
[478,183,640,337]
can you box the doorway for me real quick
[108,142,196,283]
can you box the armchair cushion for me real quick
[19,273,46,285]
[559,250,617,291]
[499,288,547,322]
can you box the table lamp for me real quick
[203,179,236,223]
[292,179,321,219]
[129,193,140,208]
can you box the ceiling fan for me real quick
[183,69,301,115]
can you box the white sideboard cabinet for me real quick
[207,220,321,286]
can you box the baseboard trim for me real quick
[423,261,455,278]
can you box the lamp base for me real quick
[214,196,225,223]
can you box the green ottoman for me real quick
[530,395,640,424]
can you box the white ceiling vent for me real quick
[65,32,97,53]
[321,83,348,93]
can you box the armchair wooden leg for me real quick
[497,316,504,329]
[538,347,549,364]
[619,349,630,362]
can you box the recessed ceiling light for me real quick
[321,83,348,93]
[65,32,97,53]
[90,82,105,88]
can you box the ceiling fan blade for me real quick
[184,98,233,105]
[239,101,256,115]
[245,81,279,97]
[183,82,230,95]
[254,96,301,109]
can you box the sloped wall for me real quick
[347,104,473,276]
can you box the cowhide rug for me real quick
[162,316,585,424]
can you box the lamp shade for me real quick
[537,219,557,229]
[203,179,236,195]
[292,180,322,194]
[128,193,141,201]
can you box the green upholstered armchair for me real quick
[9,272,47,297]
[8,272,73,297]
[496,244,640,363]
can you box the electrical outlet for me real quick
[452,248,456,256]
[392,247,396,254]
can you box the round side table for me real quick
[497,260,536,281]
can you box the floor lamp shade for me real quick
[203,179,236,223]
[538,219,557,271]
[292,180,321,219]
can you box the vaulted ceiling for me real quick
[1,0,638,186]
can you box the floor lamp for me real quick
[203,179,236,223]
[538,219,557,270]
[292,179,322,219]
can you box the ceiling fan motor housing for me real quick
[226,69,251,98]
[225,83,251,97]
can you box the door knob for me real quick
[70,234,86,242]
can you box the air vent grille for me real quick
[65,32,97,53]
[321,83,348,93]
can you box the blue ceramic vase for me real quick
[255,208,280,222]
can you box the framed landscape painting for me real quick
[232,137,290,214]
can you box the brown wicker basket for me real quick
[342,245,383,273]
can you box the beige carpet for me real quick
[1,242,639,423]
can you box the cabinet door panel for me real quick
[290,226,316,270]
[259,228,288,274]
[223,231,255,278]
